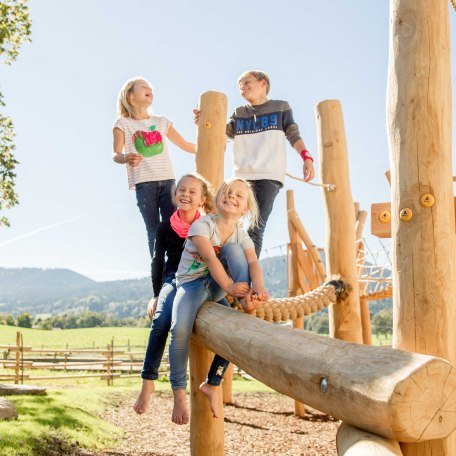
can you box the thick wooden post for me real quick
[190,90,227,456]
[315,100,362,343]
[387,1,456,454]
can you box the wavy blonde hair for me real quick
[215,177,259,229]
[175,173,215,215]
[117,76,152,118]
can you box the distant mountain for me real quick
[0,256,288,318]
[0,256,392,319]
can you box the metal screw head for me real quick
[320,377,328,393]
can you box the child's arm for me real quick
[192,236,250,297]
[113,127,142,166]
[166,126,196,154]
[292,139,315,182]
[244,247,269,300]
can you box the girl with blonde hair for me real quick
[113,77,196,290]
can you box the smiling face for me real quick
[238,74,268,104]
[175,176,206,212]
[217,180,249,218]
[129,79,153,109]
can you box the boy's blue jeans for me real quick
[247,179,282,258]
[169,243,250,390]
[135,179,175,283]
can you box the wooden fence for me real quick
[0,331,158,385]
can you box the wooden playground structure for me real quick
[187,2,456,455]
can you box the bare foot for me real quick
[240,293,263,314]
[172,389,189,425]
[199,382,221,418]
[133,379,155,415]
[240,292,257,313]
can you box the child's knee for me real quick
[221,243,244,259]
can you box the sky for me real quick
[0,1,455,281]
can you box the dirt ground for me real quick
[96,390,339,456]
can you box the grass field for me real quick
[0,324,392,350]
[0,324,150,349]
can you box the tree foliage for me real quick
[0,0,32,226]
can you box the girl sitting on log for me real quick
[134,173,228,415]
[170,177,269,424]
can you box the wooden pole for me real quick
[288,207,326,281]
[14,332,20,385]
[221,364,233,404]
[387,1,456,454]
[191,90,227,456]
[360,296,372,345]
[193,302,456,443]
[286,190,306,417]
[315,100,362,343]
[337,423,403,456]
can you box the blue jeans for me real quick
[248,179,282,258]
[169,243,250,390]
[135,180,175,283]
[141,275,230,383]
[141,273,175,380]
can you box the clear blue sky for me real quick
[0,1,455,281]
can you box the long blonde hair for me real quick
[215,177,259,229]
[116,76,152,118]
[175,173,216,215]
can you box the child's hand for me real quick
[128,153,143,167]
[226,282,250,297]
[193,108,201,125]
[252,285,269,302]
[303,159,315,182]
[147,297,158,320]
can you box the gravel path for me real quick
[96,391,339,455]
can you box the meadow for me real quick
[0,324,150,349]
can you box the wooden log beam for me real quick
[193,302,456,443]
[337,423,403,455]
[191,90,227,456]
[315,100,362,343]
[387,1,456,454]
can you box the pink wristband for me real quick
[300,149,313,162]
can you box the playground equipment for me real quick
[186,2,456,454]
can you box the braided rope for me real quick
[232,279,350,322]
[451,0,456,12]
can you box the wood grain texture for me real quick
[193,302,456,443]
[387,1,456,453]
[315,100,362,343]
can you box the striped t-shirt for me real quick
[114,115,175,189]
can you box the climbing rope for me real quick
[232,279,350,322]
[285,172,336,192]
[451,0,456,13]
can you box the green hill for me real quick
[0,256,288,318]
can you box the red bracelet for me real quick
[300,149,313,162]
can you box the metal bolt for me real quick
[320,377,328,393]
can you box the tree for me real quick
[16,312,32,328]
[0,0,32,226]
